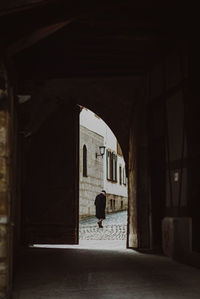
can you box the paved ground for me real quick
[13,246,200,299]
[12,211,200,298]
[33,211,128,251]
[79,210,128,241]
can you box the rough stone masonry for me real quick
[0,64,10,299]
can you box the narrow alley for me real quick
[79,211,127,241]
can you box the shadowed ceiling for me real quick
[0,0,187,79]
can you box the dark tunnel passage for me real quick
[0,1,200,298]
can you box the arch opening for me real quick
[79,106,128,249]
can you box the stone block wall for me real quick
[106,193,128,213]
[79,125,104,219]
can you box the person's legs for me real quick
[99,218,103,228]
[97,218,103,228]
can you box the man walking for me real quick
[94,190,106,228]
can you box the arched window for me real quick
[83,145,87,177]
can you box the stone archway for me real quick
[78,106,129,248]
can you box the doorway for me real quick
[79,106,128,249]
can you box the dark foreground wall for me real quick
[20,101,79,244]
[146,41,200,252]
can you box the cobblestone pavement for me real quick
[79,210,128,240]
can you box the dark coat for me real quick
[94,193,106,219]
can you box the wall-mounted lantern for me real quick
[96,146,106,158]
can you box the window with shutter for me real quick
[107,151,118,182]
[107,150,111,180]
[109,151,113,180]
[112,153,115,181]
[123,167,127,185]
[119,165,122,185]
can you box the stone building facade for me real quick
[106,193,128,214]
[79,108,128,219]
[79,125,104,219]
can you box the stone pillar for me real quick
[128,126,138,248]
[0,64,12,298]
